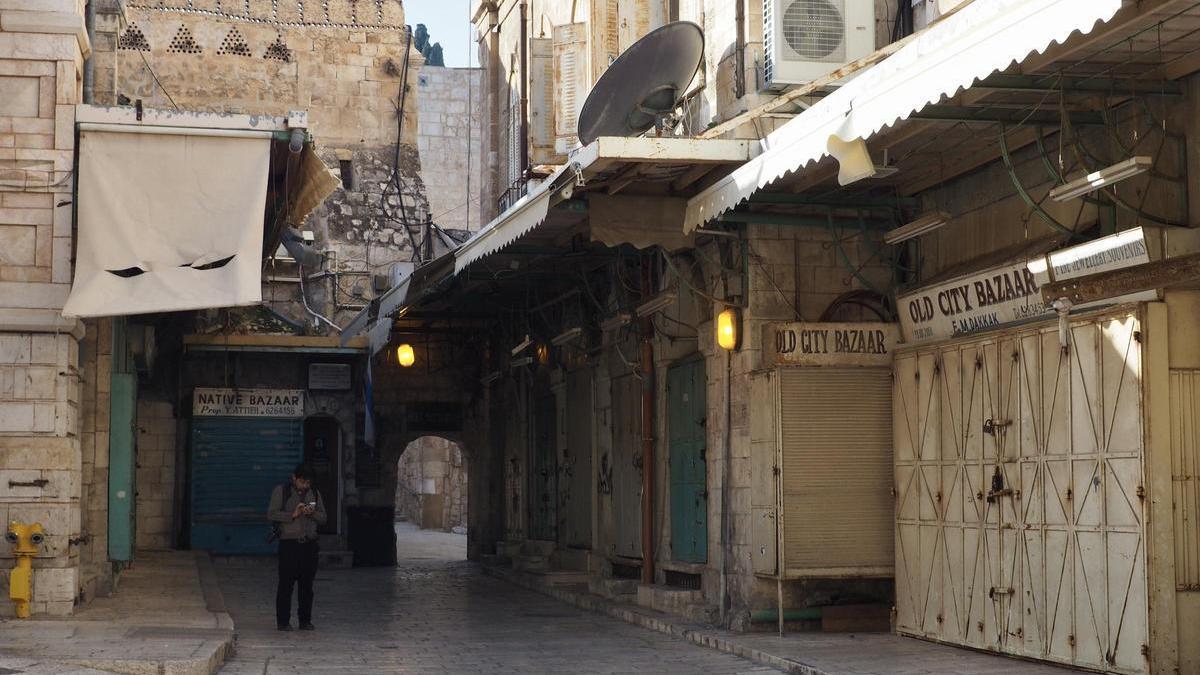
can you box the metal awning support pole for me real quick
[640,261,656,586]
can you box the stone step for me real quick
[636,584,718,624]
[521,539,556,557]
[589,577,640,599]
[528,570,590,586]
[512,555,550,572]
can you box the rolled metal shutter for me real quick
[779,367,893,577]
[190,416,304,555]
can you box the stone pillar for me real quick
[0,0,95,616]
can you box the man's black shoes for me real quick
[277,624,292,631]
[299,623,315,631]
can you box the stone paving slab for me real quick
[0,551,232,675]
[0,657,117,675]
[216,524,777,675]
[488,566,1082,675]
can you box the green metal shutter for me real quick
[190,416,303,555]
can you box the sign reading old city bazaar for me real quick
[899,227,1154,344]
[193,388,306,418]
[765,323,898,366]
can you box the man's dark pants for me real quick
[276,539,318,626]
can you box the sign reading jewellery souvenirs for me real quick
[899,227,1155,344]
[765,322,898,366]
[193,388,305,418]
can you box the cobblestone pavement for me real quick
[216,524,778,674]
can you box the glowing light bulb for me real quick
[397,343,415,367]
[717,307,739,351]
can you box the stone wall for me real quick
[0,331,84,617]
[76,318,113,609]
[0,0,96,617]
[395,436,467,531]
[416,66,485,234]
[134,398,176,550]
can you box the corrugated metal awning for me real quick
[453,137,755,274]
[683,0,1123,232]
[454,184,554,274]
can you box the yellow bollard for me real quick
[6,521,45,619]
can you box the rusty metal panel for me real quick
[894,309,1150,673]
[779,367,893,577]
[589,0,620,82]
[610,372,642,558]
[529,38,560,165]
[552,23,588,156]
[1170,370,1200,589]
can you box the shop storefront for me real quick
[751,322,898,583]
[891,228,1196,673]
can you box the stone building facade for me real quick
[0,0,486,615]
[0,0,96,615]
[417,66,485,234]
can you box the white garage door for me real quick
[894,308,1148,673]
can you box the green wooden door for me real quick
[668,358,707,563]
[530,393,558,541]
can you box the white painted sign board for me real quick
[765,322,898,366]
[193,388,305,418]
[900,227,1155,344]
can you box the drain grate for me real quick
[664,569,702,590]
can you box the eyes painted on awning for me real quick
[106,254,237,278]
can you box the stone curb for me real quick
[483,565,829,675]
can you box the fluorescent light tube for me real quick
[510,356,533,368]
[551,327,583,346]
[599,312,631,332]
[480,371,501,385]
[1049,156,1151,202]
[511,334,533,356]
[884,211,951,245]
[635,292,676,317]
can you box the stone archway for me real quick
[394,436,468,534]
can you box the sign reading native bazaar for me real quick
[765,322,898,366]
[193,388,305,418]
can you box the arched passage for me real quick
[394,436,468,561]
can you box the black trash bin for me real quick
[347,506,397,566]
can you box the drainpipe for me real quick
[640,262,656,586]
[518,1,529,180]
[734,0,746,99]
[82,0,95,103]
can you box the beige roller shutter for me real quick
[779,367,893,577]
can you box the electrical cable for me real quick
[119,13,180,111]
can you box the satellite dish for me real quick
[576,21,704,146]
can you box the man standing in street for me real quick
[267,463,327,631]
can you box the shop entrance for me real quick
[303,416,341,535]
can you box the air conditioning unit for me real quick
[763,0,875,90]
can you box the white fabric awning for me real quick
[63,126,271,318]
[453,183,555,274]
[683,0,1123,232]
